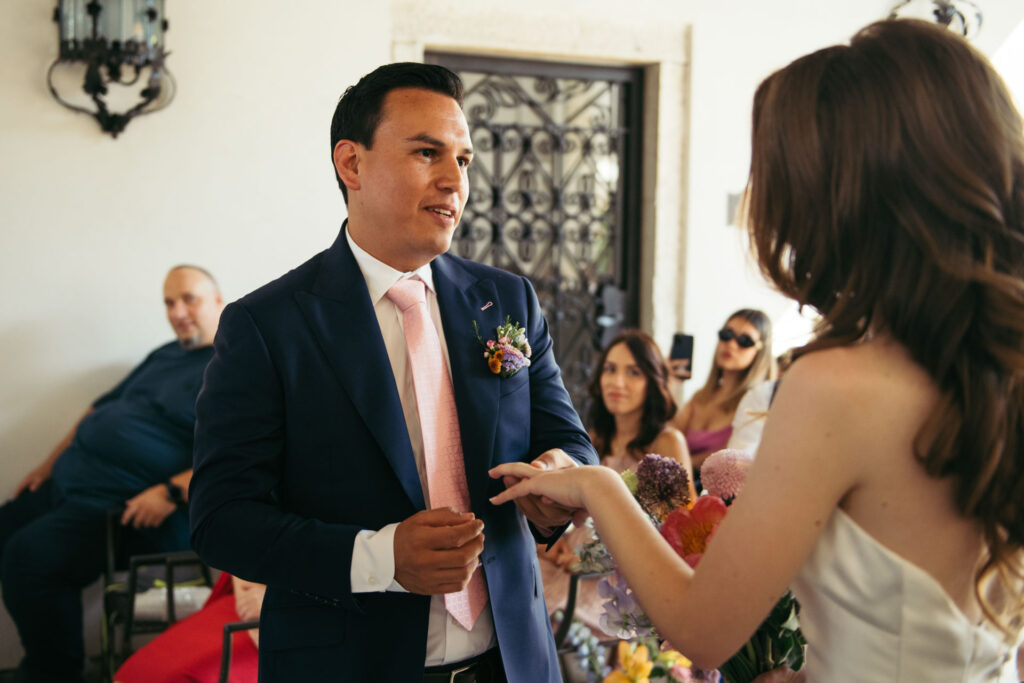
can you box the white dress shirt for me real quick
[344,227,496,665]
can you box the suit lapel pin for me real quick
[480,301,493,311]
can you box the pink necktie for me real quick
[386,277,487,631]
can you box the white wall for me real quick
[0,1,389,494]
[0,0,391,667]
[2,0,1022,669]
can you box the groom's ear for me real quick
[333,140,362,194]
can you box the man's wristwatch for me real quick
[165,480,186,507]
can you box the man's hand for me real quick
[502,448,579,533]
[121,484,177,529]
[232,577,266,622]
[13,462,53,499]
[393,508,485,595]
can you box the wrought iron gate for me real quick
[428,54,643,415]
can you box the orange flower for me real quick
[660,495,728,567]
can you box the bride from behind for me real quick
[491,19,1024,681]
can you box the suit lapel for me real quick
[295,228,425,511]
[432,255,503,512]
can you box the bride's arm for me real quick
[492,351,865,668]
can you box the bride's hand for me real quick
[489,463,608,517]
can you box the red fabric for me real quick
[204,572,235,606]
[113,574,258,683]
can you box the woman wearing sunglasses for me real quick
[672,309,775,485]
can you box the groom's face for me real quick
[352,87,473,272]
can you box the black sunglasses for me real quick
[717,327,760,349]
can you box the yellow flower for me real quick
[603,673,634,683]
[603,641,654,683]
[655,648,691,669]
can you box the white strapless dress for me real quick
[791,508,1021,681]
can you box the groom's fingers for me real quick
[417,507,477,526]
[394,509,486,594]
[428,518,485,550]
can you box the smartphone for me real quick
[670,333,694,362]
[669,333,694,380]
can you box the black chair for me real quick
[553,570,616,683]
[217,619,260,683]
[553,570,609,649]
[100,508,212,682]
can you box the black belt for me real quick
[423,647,504,683]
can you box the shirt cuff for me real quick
[350,523,407,593]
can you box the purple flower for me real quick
[635,454,693,521]
[499,343,531,373]
[689,668,722,682]
[597,573,654,639]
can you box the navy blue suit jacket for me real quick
[190,227,598,682]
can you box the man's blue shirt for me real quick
[52,341,213,506]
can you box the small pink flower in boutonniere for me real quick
[473,316,532,379]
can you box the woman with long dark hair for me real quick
[493,20,1024,680]
[538,330,694,634]
[589,329,693,478]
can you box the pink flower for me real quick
[670,663,694,681]
[700,449,752,500]
[498,336,510,344]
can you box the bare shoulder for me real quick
[773,339,938,468]
[672,398,695,432]
[649,425,690,465]
[783,339,935,408]
[651,425,687,451]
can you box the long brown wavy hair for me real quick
[588,329,677,459]
[746,19,1024,629]
[691,309,775,414]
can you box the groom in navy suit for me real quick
[189,63,598,682]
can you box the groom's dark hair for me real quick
[329,62,465,203]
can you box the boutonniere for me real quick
[472,316,532,378]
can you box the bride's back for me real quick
[806,339,985,622]
[743,17,1024,675]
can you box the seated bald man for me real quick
[0,265,224,683]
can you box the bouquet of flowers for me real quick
[660,449,806,682]
[574,450,806,683]
[604,639,722,683]
[572,454,693,639]
[603,640,717,683]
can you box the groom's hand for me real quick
[503,448,578,533]
[393,508,485,595]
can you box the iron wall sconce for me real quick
[889,0,983,40]
[48,0,174,138]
